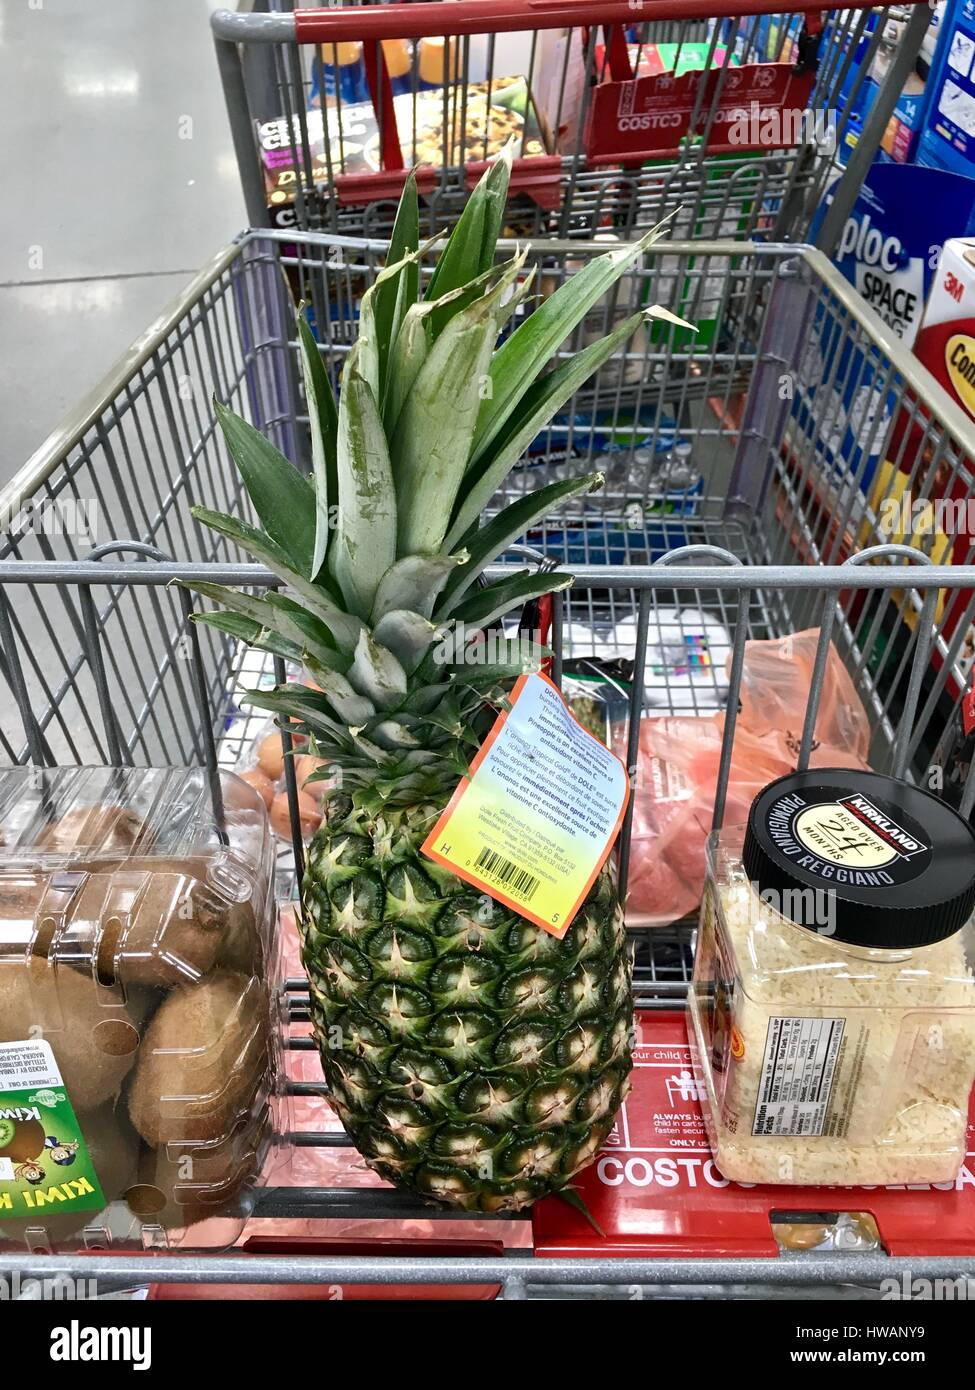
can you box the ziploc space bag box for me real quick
[825,162,975,345]
[797,161,975,495]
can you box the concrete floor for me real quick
[0,0,246,475]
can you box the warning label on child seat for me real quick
[752,1016,846,1137]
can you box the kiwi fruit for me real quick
[57,855,257,989]
[0,878,44,925]
[216,896,265,976]
[0,1113,46,1164]
[128,971,269,1147]
[0,877,68,959]
[38,805,143,855]
[93,858,228,988]
[125,1113,267,1232]
[0,960,139,1109]
[81,1100,142,1200]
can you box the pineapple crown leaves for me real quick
[186,158,694,806]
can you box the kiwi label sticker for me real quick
[421,671,630,938]
[0,1040,106,1217]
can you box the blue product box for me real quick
[865,74,931,163]
[920,0,975,173]
[712,13,802,65]
[835,5,948,166]
[801,160,975,494]
[310,45,371,108]
[825,10,879,114]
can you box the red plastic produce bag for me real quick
[735,629,871,768]
[625,630,871,924]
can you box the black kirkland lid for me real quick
[743,769,975,949]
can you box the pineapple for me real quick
[187,155,686,1211]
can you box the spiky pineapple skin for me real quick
[298,798,633,1212]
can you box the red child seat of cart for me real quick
[332,157,562,211]
[532,1013,975,1259]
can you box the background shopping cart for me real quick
[2,223,975,1293]
[213,1,933,248]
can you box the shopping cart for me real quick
[4,230,975,767]
[213,1,932,248]
[2,228,975,1295]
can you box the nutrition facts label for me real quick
[752,1017,845,1137]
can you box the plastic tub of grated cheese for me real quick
[688,768,975,1187]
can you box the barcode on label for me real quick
[474,847,539,901]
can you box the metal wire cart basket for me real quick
[2,225,975,1297]
[214,0,932,249]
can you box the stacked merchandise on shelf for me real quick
[920,0,975,174]
[833,5,948,166]
[718,6,949,168]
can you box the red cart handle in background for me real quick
[292,1,847,43]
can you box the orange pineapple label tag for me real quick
[421,671,630,938]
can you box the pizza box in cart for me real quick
[532,1013,975,1259]
[256,78,551,227]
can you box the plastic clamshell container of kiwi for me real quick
[688,770,975,1187]
[0,767,281,1252]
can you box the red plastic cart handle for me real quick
[294,0,882,44]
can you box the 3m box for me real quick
[914,236,975,412]
[872,237,975,672]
